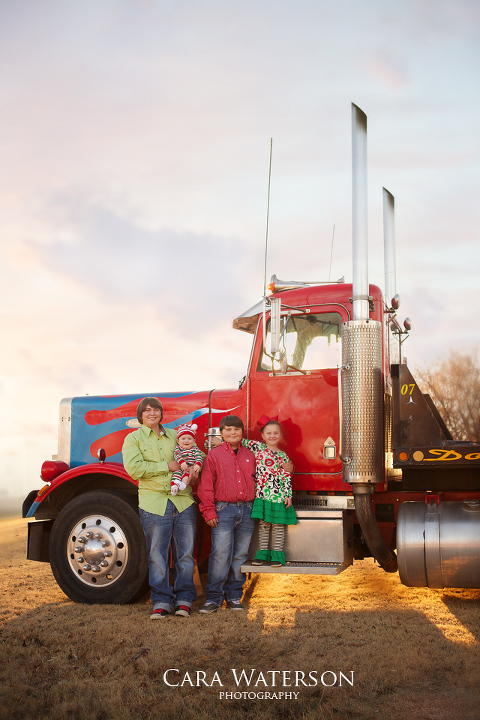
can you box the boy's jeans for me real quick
[139,502,197,613]
[205,501,254,606]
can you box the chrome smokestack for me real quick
[383,188,397,306]
[351,104,369,321]
[344,106,398,572]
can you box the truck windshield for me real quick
[259,311,342,372]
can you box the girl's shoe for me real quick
[251,559,264,565]
[270,550,286,567]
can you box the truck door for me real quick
[248,307,350,492]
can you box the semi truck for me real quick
[23,104,480,604]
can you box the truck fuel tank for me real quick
[397,500,480,588]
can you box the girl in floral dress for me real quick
[243,415,297,566]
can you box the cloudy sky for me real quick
[1,0,479,500]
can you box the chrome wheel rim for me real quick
[67,514,129,587]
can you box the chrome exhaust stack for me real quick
[351,104,369,322]
[383,187,410,366]
[383,188,398,309]
[342,103,383,489]
[341,103,397,572]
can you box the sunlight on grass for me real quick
[410,596,478,646]
[245,562,480,645]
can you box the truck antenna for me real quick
[263,138,273,298]
[328,224,335,281]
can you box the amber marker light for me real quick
[398,452,408,462]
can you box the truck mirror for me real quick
[269,297,281,354]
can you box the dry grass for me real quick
[1,518,480,720]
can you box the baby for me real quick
[171,423,204,496]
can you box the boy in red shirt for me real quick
[197,415,255,612]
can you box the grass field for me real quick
[1,517,480,720]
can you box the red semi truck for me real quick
[23,105,480,604]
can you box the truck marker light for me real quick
[41,459,69,482]
[36,484,50,499]
[398,452,408,462]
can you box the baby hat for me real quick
[177,423,197,439]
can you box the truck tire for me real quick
[49,490,149,604]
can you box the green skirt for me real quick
[251,498,297,525]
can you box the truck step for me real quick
[241,561,346,576]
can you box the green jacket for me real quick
[122,424,195,516]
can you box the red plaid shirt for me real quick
[197,441,256,522]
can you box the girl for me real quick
[243,415,297,566]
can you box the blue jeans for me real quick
[205,501,254,606]
[139,502,197,613]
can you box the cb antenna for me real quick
[263,138,273,297]
[328,224,335,281]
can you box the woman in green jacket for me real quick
[122,397,199,619]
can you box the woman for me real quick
[122,397,199,619]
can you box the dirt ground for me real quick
[1,517,480,720]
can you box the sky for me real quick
[1,0,479,500]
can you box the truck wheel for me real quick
[49,491,149,604]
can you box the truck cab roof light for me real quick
[268,274,345,294]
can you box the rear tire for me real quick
[49,490,149,604]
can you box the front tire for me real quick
[49,491,149,604]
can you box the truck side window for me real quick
[259,312,342,372]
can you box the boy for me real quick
[197,415,256,612]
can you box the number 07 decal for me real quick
[401,383,415,396]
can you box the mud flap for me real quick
[27,519,53,562]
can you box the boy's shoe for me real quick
[175,605,191,617]
[226,599,245,611]
[150,608,170,619]
[199,602,220,614]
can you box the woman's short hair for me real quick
[219,415,244,431]
[136,397,163,424]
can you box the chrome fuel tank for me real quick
[397,500,480,588]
